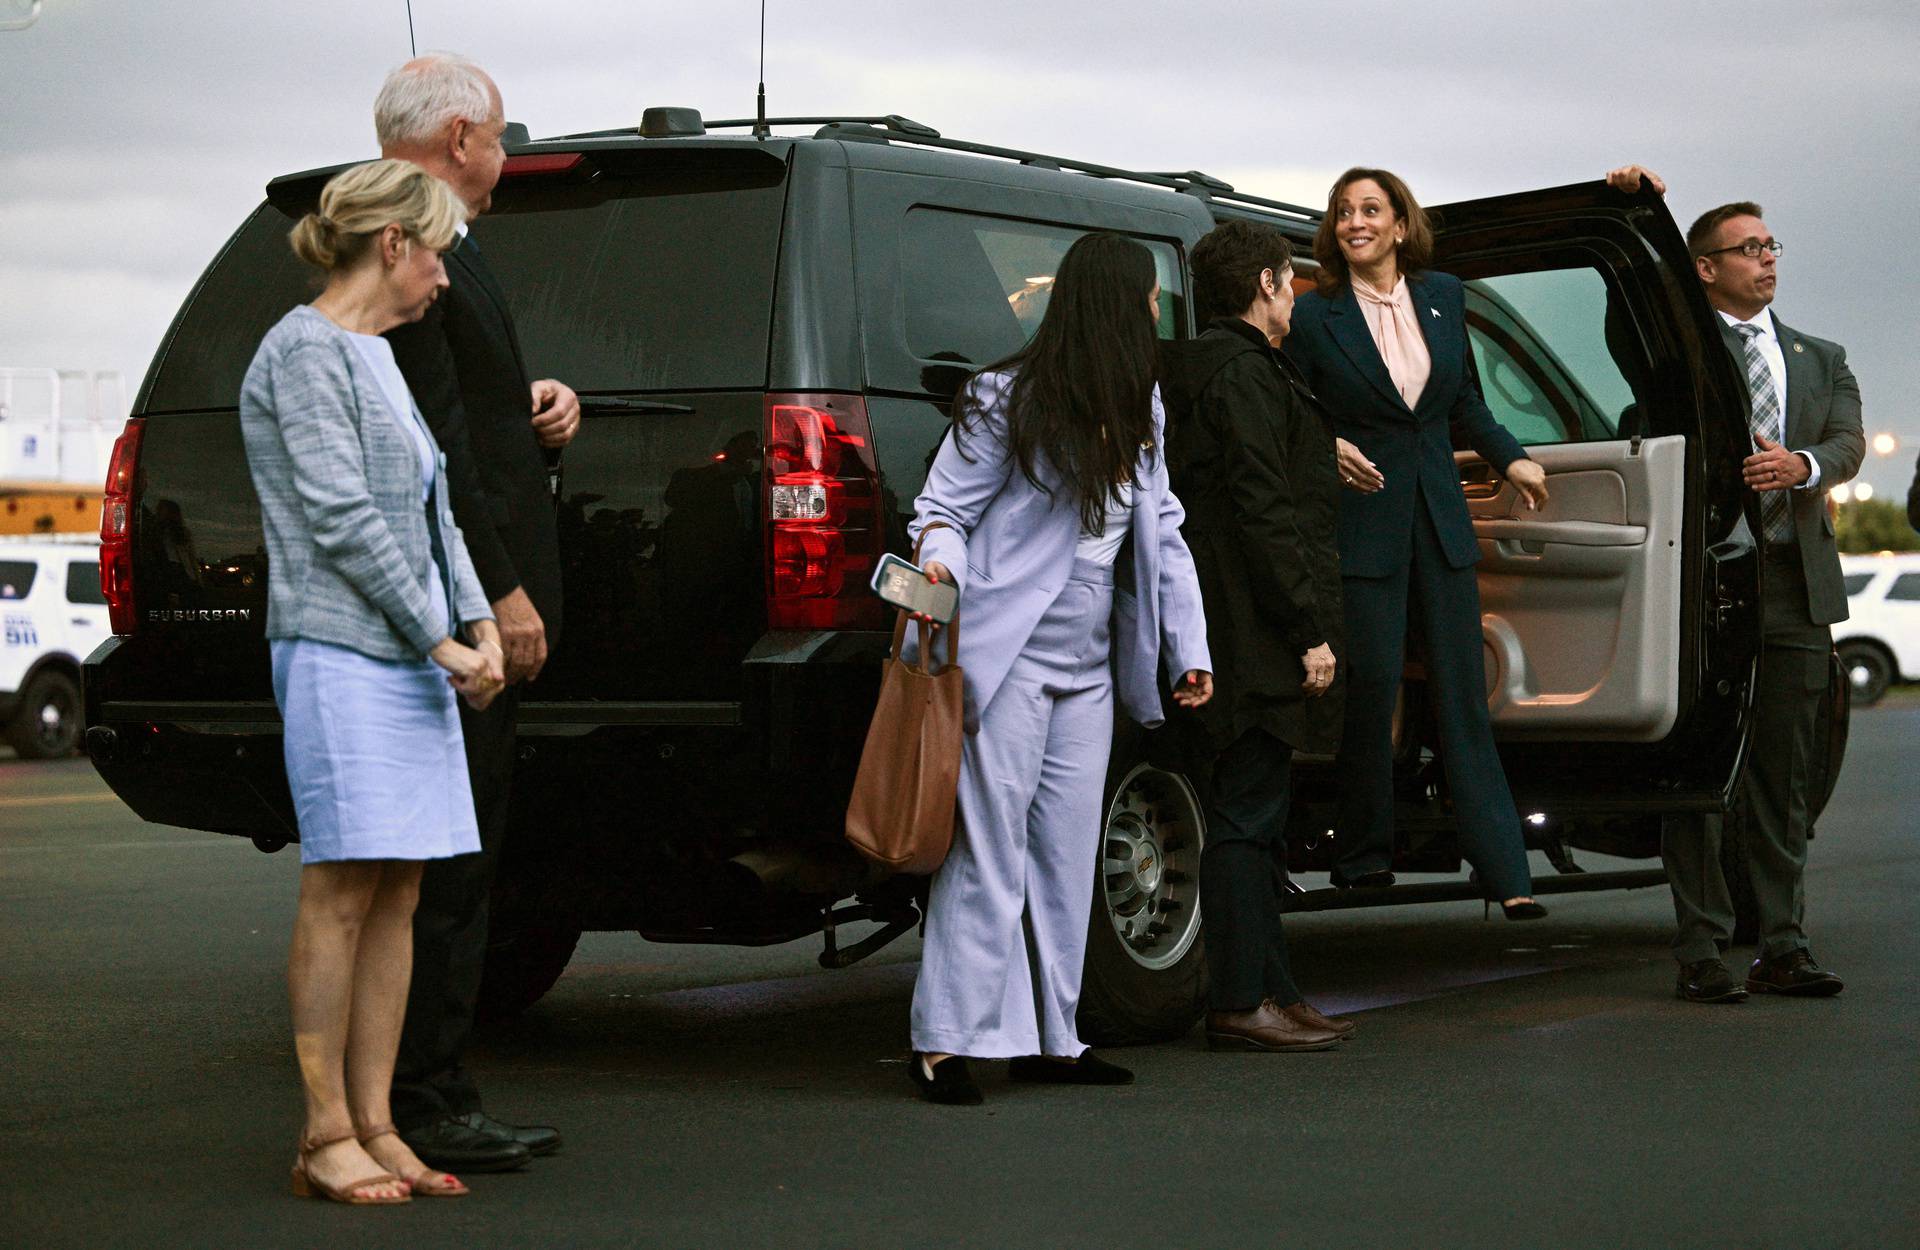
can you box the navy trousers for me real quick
[1333,496,1532,900]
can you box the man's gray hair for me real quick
[374,52,494,148]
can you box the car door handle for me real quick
[71,617,92,626]
[1473,519,1646,547]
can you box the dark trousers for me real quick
[1663,550,1828,964]
[1333,500,1531,900]
[1199,728,1302,1012]
[392,686,519,1129]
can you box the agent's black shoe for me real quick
[450,1111,561,1157]
[400,1115,533,1173]
[1331,870,1395,890]
[909,1054,984,1105]
[1008,1052,1135,1086]
[1746,950,1844,997]
[1676,959,1749,1003]
[1501,900,1549,921]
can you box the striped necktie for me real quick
[1735,323,1793,544]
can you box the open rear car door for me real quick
[1427,181,1761,820]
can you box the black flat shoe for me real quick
[1331,870,1395,890]
[909,1054,984,1105]
[1501,900,1549,921]
[1007,1052,1134,1086]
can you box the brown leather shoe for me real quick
[1279,999,1356,1039]
[1207,1002,1340,1052]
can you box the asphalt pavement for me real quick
[2,709,1916,1250]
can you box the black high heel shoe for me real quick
[1501,899,1549,921]
[909,1054,984,1105]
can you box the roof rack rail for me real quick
[543,113,1319,223]
[808,123,1320,223]
[554,114,941,142]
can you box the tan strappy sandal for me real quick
[290,1131,411,1204]
[359,1123,469,1198]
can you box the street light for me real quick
[1856,483,1876,502]
[1831,484,1853,504]
[1871,432,1899,457]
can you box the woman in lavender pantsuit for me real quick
[903,234,1213,1105]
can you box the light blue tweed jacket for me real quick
[238,305,492,661]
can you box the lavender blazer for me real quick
[907,371,1211,733]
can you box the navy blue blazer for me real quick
[1286,271,1526,577]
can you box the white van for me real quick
[1837,553,1920,705]
[1,535,110,757]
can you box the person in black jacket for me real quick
[1164,220,1352,1053]
[374,52,580,1173]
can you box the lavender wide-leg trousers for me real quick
[910,559,1116,1059]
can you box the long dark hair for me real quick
[955,232,1160,533]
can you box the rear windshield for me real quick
[140,152,788,413]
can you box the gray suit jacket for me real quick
[1720,313,1863,626]
[239,306,493,661]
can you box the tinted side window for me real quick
[474,160,787,390]
[66,561,105,605]
[1842,571,1876,597]
[901,209,1187,369]
[1464,267,1641,446]
[1887,573,1920,602]
[0,561,36,599]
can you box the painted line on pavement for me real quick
[0,792,123,808]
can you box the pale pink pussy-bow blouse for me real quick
[1351,273,1431,409]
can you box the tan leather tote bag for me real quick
[844,529,963,875]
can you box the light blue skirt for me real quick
[270,638,480,864]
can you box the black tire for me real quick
[1720,801,1760,948]
[1837,641,1893,707]
[1077,754,1209,1046]
[7,669,82,759]
[475,920,581,1023]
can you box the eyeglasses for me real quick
[1703,240,1783,260]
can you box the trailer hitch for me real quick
[818,901,920,969]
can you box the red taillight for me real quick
[500,152,585,177]
[100,417,145,635]
[763,395,884,630]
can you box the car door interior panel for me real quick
[1460,435,1685,741]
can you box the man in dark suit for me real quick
[376,53,580,1169]
[1611,170,1862,1003]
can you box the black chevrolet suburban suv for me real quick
[83,112,1844,1042]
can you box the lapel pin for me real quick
[1430,307,1441,318]
[1792,342,1804,353]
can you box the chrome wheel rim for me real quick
[1102,764,1205,971]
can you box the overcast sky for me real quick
[3,0,1915,495]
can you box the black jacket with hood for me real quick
[1163,316,1344,755]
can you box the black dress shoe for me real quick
[1008,1052,1135,1086]
[1331,870,1395,890]
[1676,959,1749,1004]
[909,1054,984,1105]
[452,1111,561,1157]
[1746,950,1844,997]
[401,1114,533,1172]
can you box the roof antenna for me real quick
[405,0,417,56]
[753,0,769,139]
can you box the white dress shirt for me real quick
[1720,307,1821,490]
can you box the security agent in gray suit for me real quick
[1610,169,1863,1003]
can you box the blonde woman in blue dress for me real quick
[239,160,503,1204]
